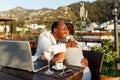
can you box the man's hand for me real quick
[80,58,88,67]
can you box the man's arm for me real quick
[41,52,66,63]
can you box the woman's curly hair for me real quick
[65,23,75,35]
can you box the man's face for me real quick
[54,22,68,40]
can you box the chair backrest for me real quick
[83,50,104,80]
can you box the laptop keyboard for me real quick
[33,59,47,70]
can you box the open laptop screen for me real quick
[0,40,35,71]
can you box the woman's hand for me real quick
[80,58,88,67]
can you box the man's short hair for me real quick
[51,21,64,33]
[51,21,59,33]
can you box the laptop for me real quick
[0,40,47,72]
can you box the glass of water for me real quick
[44,48,54,75]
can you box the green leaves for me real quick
[92,40,120,77]
[93,40,117,63]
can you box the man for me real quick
[35,21,78,62]
[35,21,90,80]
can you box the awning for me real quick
[0,18,16,21]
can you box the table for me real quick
[0,64,84,80]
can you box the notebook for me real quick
[0,40,47,72]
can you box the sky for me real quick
[0,0,96,11]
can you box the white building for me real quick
[0,25,10,33]
[29,24,46,30]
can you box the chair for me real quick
[31,47,37,55]
[83,50,104,80]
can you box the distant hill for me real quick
[0,0,120,27]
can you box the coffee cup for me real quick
[55,62,63,69]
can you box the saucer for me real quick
[52,65,67,70]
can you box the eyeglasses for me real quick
[59,69,74,77]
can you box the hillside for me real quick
[0,0,120,27]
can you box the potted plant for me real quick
[92,40,120,80]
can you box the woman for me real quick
[64,22,91,80]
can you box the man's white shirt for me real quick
[35,31,67,58]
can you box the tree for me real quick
[16,18,25,27]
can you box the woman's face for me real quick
[66,28,70,35]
